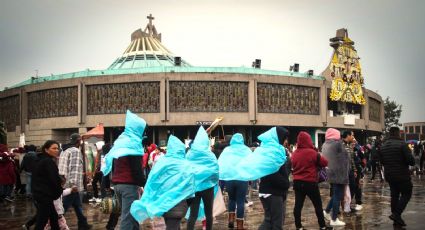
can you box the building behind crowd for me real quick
[403,122,425,141]
[0,15,384,148]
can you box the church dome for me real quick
[108,14,190,69]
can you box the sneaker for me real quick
[88,198,96,202]
[330,218,346,226]
[95,198,102,203]
[323,210,331,221]
[354,204,363,211]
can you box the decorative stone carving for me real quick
[369,98,381,122]
[169,81,248,112]
[86,82,160,114]
[28,87,78,119]
[0,95,20,131]
[257,83,320,114]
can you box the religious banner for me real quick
[329,30,366,105]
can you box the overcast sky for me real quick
[1,0,424,123]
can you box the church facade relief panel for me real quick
[257,83,320,115]
[0,95,20,131]
[169,81,248,112]
[86,82,160,115]
[28,87,78,119]
[369,97,381,122]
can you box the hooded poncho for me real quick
[218,133,253,181]
[233,127,287,181]
[101,110,146,175]
[186,126,219,192]
[130,135,196,222]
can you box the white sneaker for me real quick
[354,204,363,211]
[330,218,346,226]
[323,210,331,221]
[95,198,102,203]
[88,198,96,202]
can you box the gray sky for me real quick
[1,0,424,123]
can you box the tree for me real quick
[384,96,402,134]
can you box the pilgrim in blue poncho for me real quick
[130,135,196,222]
[218,133,253,180]
[186,126,219,192]
[186,126,219,229]
[233,127,287,181]
[101,110,146,176]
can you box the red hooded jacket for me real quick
[291,131,328,183]
[0,152,16,185]
[142,144,157,168]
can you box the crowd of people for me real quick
[0,111,422,230]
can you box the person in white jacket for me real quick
[45,182,78,230]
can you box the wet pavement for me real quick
[1,174,424,230]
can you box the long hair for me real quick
[41,140,59,154]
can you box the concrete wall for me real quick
[1,72,384,146]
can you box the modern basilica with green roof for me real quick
[0,15,384,148]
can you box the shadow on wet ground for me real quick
[1,174,424,229]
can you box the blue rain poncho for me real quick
[186,126,219,192]
[101,110,146,175]
[218,133,253,181]
[130,135,196,222]
[234,127,287,181]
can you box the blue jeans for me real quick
[326,184,345,220]
[226,180,248,218]
[63,192,88,227]
[115,184,140,230]
[26,172,32,196]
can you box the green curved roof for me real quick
[7,66,324,89]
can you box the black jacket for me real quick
[259,156,291,196]
[21,151,37,173]
[32,153,63,202]
[379,137,415,182]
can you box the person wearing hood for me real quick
[32,140,63,230]
[102,111,147,230]
[186,126,219,230]
[143,143,157,177]
[257,127,289,230]
[131,135,196,230]
[322,128,350,227]
[0,144,15,202]
[218,133,252,229]
[291,131,331,230]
